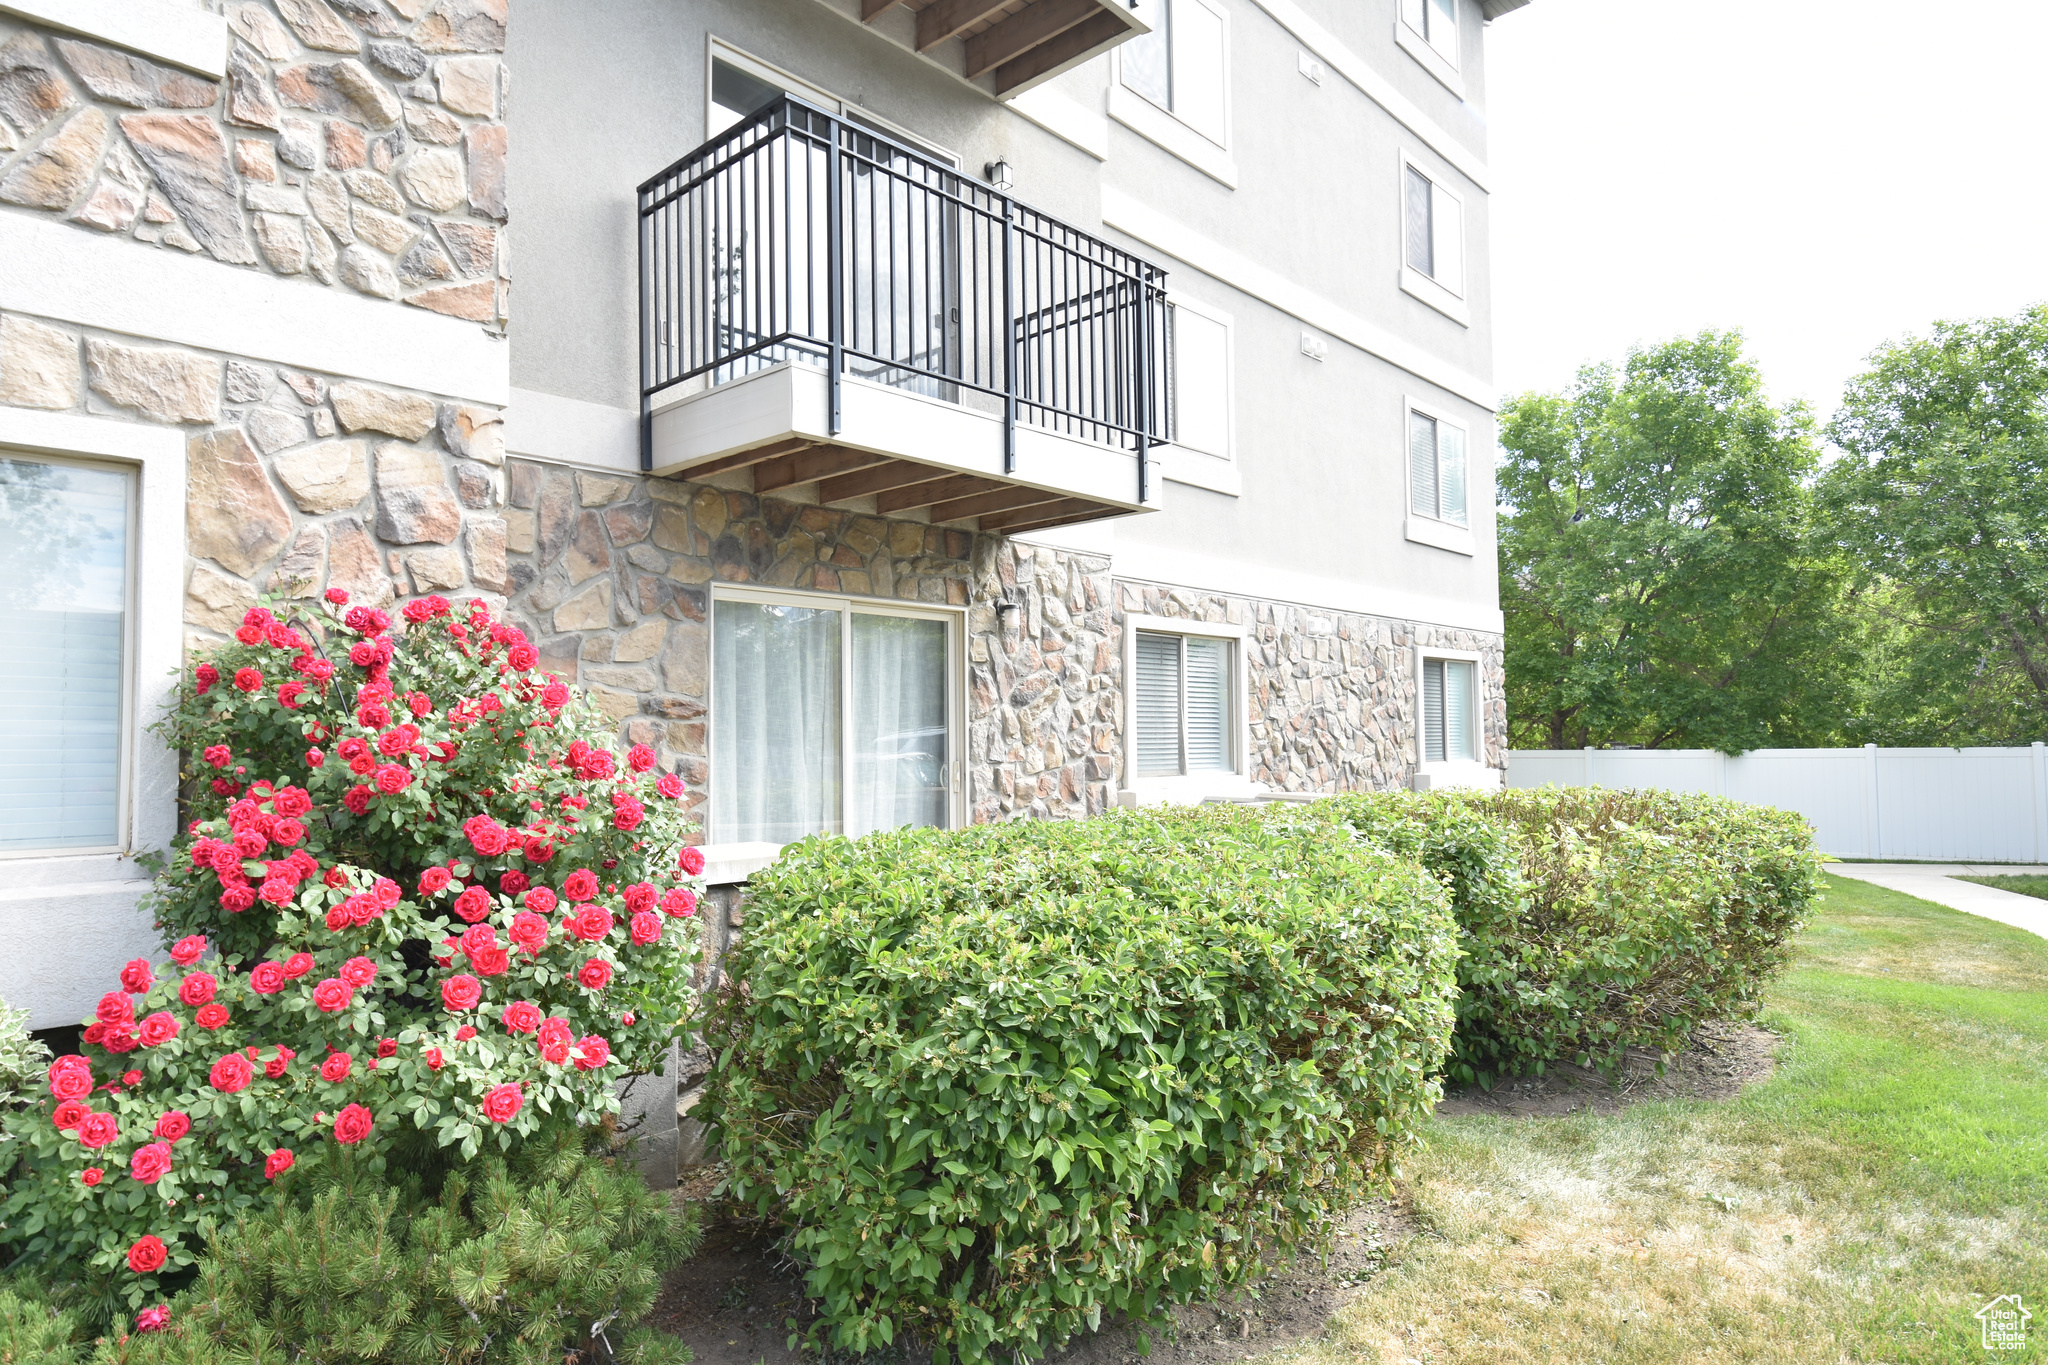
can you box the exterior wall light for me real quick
[984,159,1014,191]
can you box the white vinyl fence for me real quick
[1505,745,2048,862]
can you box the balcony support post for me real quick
[1137,270,1153,503]
[637,186,653,472]
[827,114,845,438]
[1001,197,1017,475]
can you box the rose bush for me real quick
[0,591,704,1321]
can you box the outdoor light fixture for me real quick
[984,159,1014,191]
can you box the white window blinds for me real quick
[0,456,130,853]
[1421,657,1476,763]
[1136,630,1233,776]
[1405,167,1434,277]
[1409,409,1468,526]
[1405,166,1463,296]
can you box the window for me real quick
[1134,630,1234,777]
[0,455,132,854]
[1408,406,1468,527]
[1420,656,1476,763]
[1399,0,1460,66]
[710,589,956,845]
[1166,301,1230,459]
[1403,163,1463,297]
[1119,0,1228,146]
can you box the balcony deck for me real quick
[638,97,1168,537]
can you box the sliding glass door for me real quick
[710,589,956,845]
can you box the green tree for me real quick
[1498,331,1847,752]
[1821,306,2048,745]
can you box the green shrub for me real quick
[35,1126,699,1365]
[0,999,51,1109]
[1307,787,1822,1083]
[698,806,1460,1362]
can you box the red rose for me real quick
[373,877,401,908]
[453,886,492,923]
[137,1012,179,1048]
[481,1083,523,1124]
[278,681,305,709]
[463,816,510,857]
[561,869,598,901]
[343,785,373,815]
[376,1037,397,1058]
[572,1035,612,1071]
[418,866,452,896]
[178,972,216,1006]
[656,773,684,799]
[499,870,530,895]
[425,1047,444,1071]
[264,1046,296,1079]
[541,1038,570,1065]
[661,888,697,918]
[630,911,663,946]
[77,1111,119,1149]
[80,1166,102,1186]
[340,956,377,988]
[119,958,153,994]
[326,587,350,604]
[622,882,658,915]
[537,1016,573,1048]
[441,975,482,1012]
[311,978,352,1013]
[273,818,306,846]
[459,924,498,958]
[576,958,613,991]
[195,1003,229,1030]
[306,747,326,767]
[522,887,558,914]
[567,905,613,943]
[233,667,263,693]
[506,643,538,670]
[332,1103,373,1145]
[154,1111,191,1141]
[170,935,206,966]
[203,744,232,768]
[279,952,312,980]
[472,946,509,977]
[627,744,657,772]
[523,835,555,863]
[53,1099,87,1130]
[122,1070,141,1086]
[508,912,548,953]
[82,1023,105,1045]
[195,663,219,693]
[500,1000,541,1034]
[95,993,135,1028]
[127,1235,168,1274]
[542,681,569,709]
[136,1306,170,1333]
[321,1052,353,1082]
[374,763,411,795]
[209,1053,253,1094]
[273,786,311,817]
[455,1025,477,1041]
[48,1057,93,1102]
[265,1149,295,1179]
[130,1141,173,1185]
[680,847,706,876]
[249,962,286,995]
[101,1025,138,1054]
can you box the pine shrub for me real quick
[700,805,1460,1362]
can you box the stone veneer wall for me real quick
[497,463,1506,824]
[0,0,507,322]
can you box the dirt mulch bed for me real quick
[651,1023,1777,1365]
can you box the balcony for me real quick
[637,97,1169,538]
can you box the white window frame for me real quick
[704,581,967,859]
[1107,0,1237,189]
[707,38,961,167]
[1398,149,1470,326]
[0,407,184,1030]
[1160,290,1239,496]
[1412,645,1496,791]
[1120,614,1255,805]
[1395,0,1465,97]
[1403,393,1477,557]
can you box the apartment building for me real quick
[0,0,1521,1028]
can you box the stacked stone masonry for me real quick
[497,464,1506,830]
[0,0,508,324]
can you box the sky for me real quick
[1485,0,2048,422]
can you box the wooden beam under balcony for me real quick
[816,459,942,503]
[993,10,1128,94]
[928,485,1067,523]
[877,472,1004,514]
[751,444,894,494]
[993,503,1123,534]
[862,0,904,20]
[965,0,1098,79]
[977,496,1101,531]
[673,436,815,482]
[917,0,1014,51]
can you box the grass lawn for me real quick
[1276,872,2047,1365]
[1959,874,2048,903]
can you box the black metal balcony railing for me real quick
[637,97,1170,501]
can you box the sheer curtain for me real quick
[711,600,841,843]
[0,458,129,852]
[849,614,946,836]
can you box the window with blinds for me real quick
[1409,409,1468,526]
[1402,164,1463,296]
[0,456,132,853]
[1135,630,1234,777]
[1421,657,1476,763]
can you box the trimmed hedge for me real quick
[1304,787,1823,1084]
[697,806,1460,1362]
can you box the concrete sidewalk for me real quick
[1827,863,2048,941]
